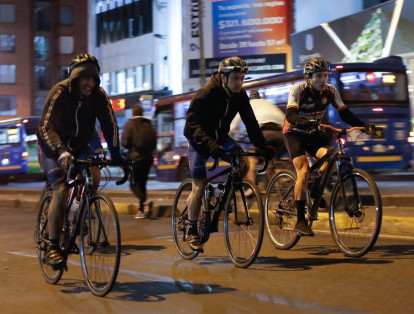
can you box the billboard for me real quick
[182,0,291,92]
[212,0,289,57]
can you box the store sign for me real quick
[189,53,286,78]
[111,98,125,111]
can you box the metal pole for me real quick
[198,0,206,87]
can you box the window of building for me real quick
[116,71,126,94]
[35,66,51,91]
[59,6,73,25]
[0,34,16,52]
[0,95,16,115]
[0,4,15,23]
[0,65,16,83]
[59,66,68,81]
[34,36,51,61]
[35,96,46,115]
[59,36,74,54]
[96,0,153,47]
[34,5,51,31]
[100,64,153,96]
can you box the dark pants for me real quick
[130,158,153,209]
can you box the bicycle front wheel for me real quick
[224,179,264,268]
[35,192,64,284]
[80,193,121,297]
[264,170,300,250]
[172,179,199,260]
[330,168,382,257]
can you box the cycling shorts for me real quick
[188,136,244,180]
[284,131,332,160]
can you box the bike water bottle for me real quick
[68,199,79,223]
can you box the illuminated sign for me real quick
[110,98,126,111]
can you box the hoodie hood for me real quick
[69,62,100,93]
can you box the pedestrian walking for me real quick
[121,104,157,219]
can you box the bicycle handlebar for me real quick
[319,124,366,135]
[66,156,130,186]
[208,151,269,173]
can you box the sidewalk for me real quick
[0,178,413,237]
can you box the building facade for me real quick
[0,0,88,119]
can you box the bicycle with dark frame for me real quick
[264,124,383,257]
[172,151,268,268]
[35,151,129,297]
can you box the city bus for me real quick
[154,56,412,182]
[0,116,42,184]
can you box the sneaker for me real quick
[244,189,255,199]
[134,210,146,219]
[186,234,204,253]
[44,244,65,269]
[294,220,314,236]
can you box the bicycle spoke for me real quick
[330,169,382,257]
[36,192,64,284]
[264,170,300,250]
[172,179,199,260]
[80,194,120,297]
[224,179,264,268]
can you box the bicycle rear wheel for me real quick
[35,192,64,284]
[330,168,382,257]
[172,179,199,260]
[224,179,264,268]
[264,170,300,250]
[80,193,121,297]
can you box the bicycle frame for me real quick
[205,152,264,231]
[274,133,362,221]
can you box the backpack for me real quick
[131,117,157,153]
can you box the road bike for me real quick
[264,124,382,257]
[172,151,268,268]
[35,153,129,297]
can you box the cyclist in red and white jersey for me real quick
[284,57,371,236]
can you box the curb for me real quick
[1,192,413,237]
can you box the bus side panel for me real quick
[328,106,412,170]
[0,146,28,175]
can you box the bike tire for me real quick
[35,191,64,284]
[80,193,121,297]
[329,168,382,257]
[224,179,264,268]
[264,170,300,250]
[171,179,199,260]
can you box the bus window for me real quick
[339,71,407,103]
[0,126,21,145]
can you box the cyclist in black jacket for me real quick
[284,57,371,236]
[183,56,275,253]
[37,53,122,268]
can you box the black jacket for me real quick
[37,78,120,158]
[184,73,266,156]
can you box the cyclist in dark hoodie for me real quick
[183,56,275,253]
[37,53,122,269]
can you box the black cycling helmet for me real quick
[218,56,248,74]
[68,53,100,76]
[303,57,329,76]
